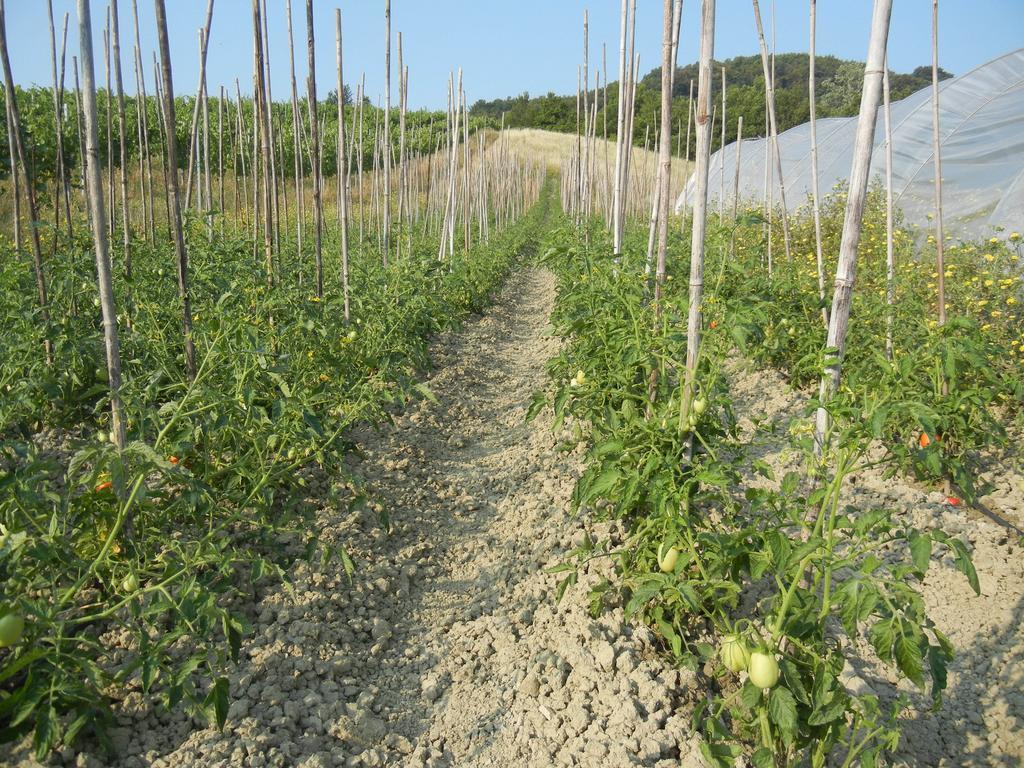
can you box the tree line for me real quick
[470,52,951,153]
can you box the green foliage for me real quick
[535,187,1005,764]
[0,180,555,757]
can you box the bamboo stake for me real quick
[646,0,677,407]
[57,14,72,231]
[260,0,280,256]
[103,14,113,239]
[77,0,126,451]
[285,0,304,278]
[682,0,716,459]
[461,85,470,253]
[382,0,391,263]
[931,0,947,343]
[396,32,406,258]
[154,0,198,380]
[680,79,693,236]
[752,0,792,261]
[731,116,743,222]
[184,0,215,209]
[0,0,52,364]
[883,58,895,361]
[809,0,827,326]
[305,0,324,299]
[130,30,147,240]
[611,0,628,250]
[5,87,19,250]
[644,0,682,278]
[47,2,71,237]
[252,0,274,285]
[153,52,171,236]
[718,66,726,218]
[358,72,366,246]
[336,8,350,322]
[131,0,154,242]
[201,51,212,237]
[110,0,131,277]
[218,86,224,233]
[813,0,893,456]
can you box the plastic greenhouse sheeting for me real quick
[676,49,1024,241]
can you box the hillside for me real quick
[471,52,952,151]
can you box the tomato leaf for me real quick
[909,531,932,576]
[768,686,798,744]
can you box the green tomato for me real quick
[0,614,25,647]
[692,397,707,416]
[621,399,636,421]
[121,573,139,593]
[657,543,680,573]
[720,634,750,673]
[749,651,780,688]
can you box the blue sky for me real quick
[6,1,1023,110]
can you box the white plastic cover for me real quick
[677,49,1024,240]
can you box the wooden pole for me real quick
[184,0,215,209]
[813,0,893,455]
[931,0,947,340]
[77,0,127,450]
[5,87,20,250]
[252,0,274,285]
[647,0,676,406]
[382,0,391,263]
[809,0,827,326]
[752,0,793,262]
[611,0,628,250]
[110,0,131,277]
[682,0,716,458]
[47,2,71,238]
[154,0,198,380]
[731,116,743,222]
[336,8,350,322]
[131,0,154,243]
[0,0,53,364]
[306,0,324,298]
[286,0,304,277]
[104,14,113,239]
[883,58,895,361]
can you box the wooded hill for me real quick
[470,53,952,152]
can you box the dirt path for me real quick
[65,269,699,768]
[727,360,1024,767]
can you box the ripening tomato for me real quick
[749,651,780,688]
[95,481,113,492]
[657,543,680,573]
[720,634,750,673]
[0,614,25,647]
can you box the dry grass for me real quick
[501,128,693,221]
